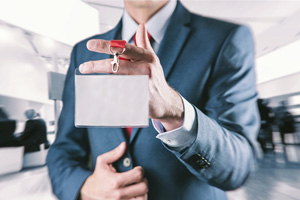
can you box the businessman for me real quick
[18,109,49,152]
[47,1,260,200]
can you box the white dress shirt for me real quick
[122,1,197,149]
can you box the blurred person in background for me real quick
[17,109,49,153]
[257,99,274,152]
[47,0,260,199]
[274,100,296,144]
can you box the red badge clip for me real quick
[109,40,126,73]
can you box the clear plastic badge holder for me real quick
[75,68,149,127]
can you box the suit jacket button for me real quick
[192,154,210,169]
[196,159,205,166]
[123,157,131,167]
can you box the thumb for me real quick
[135,23,154,52]
[96,142,126,166]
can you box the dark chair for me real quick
[0,120,19,147]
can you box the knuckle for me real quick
[135,169,143,181]
[141,182,148,193]
[140,48,147,56]
[89,61,95,72]
[148,53,156,63]
[136,166,144,173]
[141,66,150,75]
[99,40,106,50]
[106,59,111,65]
[113,190,122,200]
[94,40,100,49]
[143,63,152,72]
[111,178,121,189]
[144,193,148,200]
[96,155,103,165]
[105,59,112,73]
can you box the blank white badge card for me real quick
[75,69,149,127]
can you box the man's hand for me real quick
[79,24,184,131]
[80,142,148,200]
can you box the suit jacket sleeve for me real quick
[46,44,92,200]
[163,25,260,190]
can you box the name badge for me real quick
[75,69,149,127]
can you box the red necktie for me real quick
[124,32,152,140]
[125,127,132,141]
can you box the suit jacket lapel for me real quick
[129,3,191,144]
[96,128,127,147]
[157,2,191,80]
[129,127,142,144]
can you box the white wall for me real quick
[257,72,300,99]
[257,72,300,116]
[0,27,50,103]
[0,24,65,130]
[0,0,99,46]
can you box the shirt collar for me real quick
[122,1,177,44]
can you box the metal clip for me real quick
[111,52,119,73]
[109,45,126,73]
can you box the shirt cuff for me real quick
[153,96,197,148]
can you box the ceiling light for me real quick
[46,63,54,70]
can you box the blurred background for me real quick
[0,0,299,199]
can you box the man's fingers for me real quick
[135,24,153,52]
[96,142,126,166]
[118,178,148,199]
[86,39,152,61]
[127,194,148,200]
[79,59,150,75]
[116,166,144,187]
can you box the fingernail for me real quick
[87,40,97,49]
[79,63,87,73]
